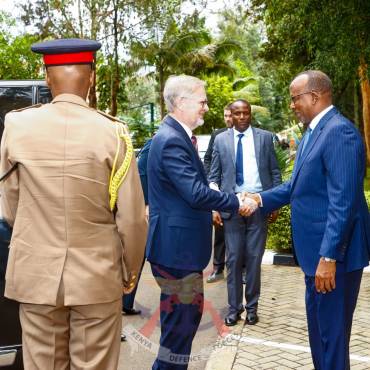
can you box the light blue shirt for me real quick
[234,126,263,193]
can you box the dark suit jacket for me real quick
[208,127,282,193]
[137,138,152,205]
[145,115,240,271]
[261,107,370,276]
[203,127,228,175]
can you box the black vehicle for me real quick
[0,80,52,369]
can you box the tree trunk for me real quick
[159,65,165,119]
[359,58,370,164]
[110,1,119,116]
[88,0,98,108]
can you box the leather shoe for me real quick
[224,314,241,326]
[121,334,126,342]
[207,270,224,283]
[244,312,258,325]
[122,308,142,315]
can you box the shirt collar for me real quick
[52,93,89,107]
[309,105,334,131]
[233,125,251,138]
[169,114,192,139]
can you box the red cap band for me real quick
[43,51,94,65]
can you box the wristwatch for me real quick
[322,257,336,263]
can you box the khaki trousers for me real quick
[19,291,122,370]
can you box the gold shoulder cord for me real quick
[109,122,134,210]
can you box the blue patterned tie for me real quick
[300,127,312,158]
[235,133,244,186]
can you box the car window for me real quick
[0,86,33,140]
[38,85,52,104]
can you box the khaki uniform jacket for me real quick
[0,94,147,306]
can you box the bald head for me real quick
[292,70,333,97]
[46,64,93,99]
[289,70,333,126]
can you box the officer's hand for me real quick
[315,258,336,293]
[123,274,137,294]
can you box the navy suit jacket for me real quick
[137,138,152,205]
[145,115,240,271]
[261,107,370,276]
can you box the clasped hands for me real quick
[237,192,261,217]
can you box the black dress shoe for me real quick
[244,312,258,325]
[121,334,127,342]
[122,308,142,315]
[224,314,241,326]
[207,270,224,283]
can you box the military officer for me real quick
[0,39,147,370]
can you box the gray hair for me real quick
[163,75,206,112]
[293,70,333,93]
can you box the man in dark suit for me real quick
[146,75,257,370]
[209,99,282,327]
[249,70,370,370]
[122,138,152,317]
[203,105,233,283]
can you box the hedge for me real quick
[267,190,370,252]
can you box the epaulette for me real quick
[10,103,43,113]
[96,110,127,124]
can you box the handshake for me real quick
[237,192,261,217]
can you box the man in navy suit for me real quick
[146,75,257,370]
[249,70,370,370]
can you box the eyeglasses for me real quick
[290,91,313,104]
[181,96,208,108]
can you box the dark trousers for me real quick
[305,268,363,370]
[151,263,204,370]
[122,259,145,310]
[213,225,225,271]
[223,209,267,315]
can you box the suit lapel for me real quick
[163,115,208,182]
[291,107,338,188]
[252,128,261,168]
[227,129,236,166]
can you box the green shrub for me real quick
[266,205,292,252]
[365,190,370,207]
[267,190,370,253]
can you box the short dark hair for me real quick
[230,99,251,111]
[224,103,232,111]
[294,70,332,93]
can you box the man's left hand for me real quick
[315,258,336,293]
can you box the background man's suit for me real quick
[261,107,370,369]
[209,127,281,317]
[146,115,239,369]
[203,127,228,277]
[1,94,147,369]
[122,138,152,313]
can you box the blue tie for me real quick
[235,133,244,186]
[300,127,312,158]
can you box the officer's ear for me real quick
[89,68,94,88]
[45,66,51,88]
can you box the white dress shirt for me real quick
[234,126,263,193]
[170,114,192,138]
[308,105,334,132]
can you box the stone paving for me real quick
[206,265,370,370]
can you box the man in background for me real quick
[204,104,233,283]
[1,39,147,369]
[209,99,281,327]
